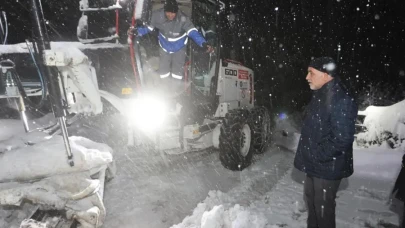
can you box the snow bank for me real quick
[357,99,405,145]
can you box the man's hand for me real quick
[127,26,136,36]
[203,43,214,53]
[206,45,214,53]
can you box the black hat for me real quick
[164,0,178,13]
[309,57,337,77]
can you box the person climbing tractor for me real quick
[127,0,213,96]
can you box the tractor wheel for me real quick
[219,109,254,171]
[251,106,271,154]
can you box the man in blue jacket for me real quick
[294,57,357,228]
[128,0,212,90]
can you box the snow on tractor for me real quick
[0,0,271,226]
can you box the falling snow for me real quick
[0,0,404,227]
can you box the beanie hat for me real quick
[309,57,337,77]
[164,0,178,13]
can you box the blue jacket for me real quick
[138,9,206,53]
[294,78,358,180]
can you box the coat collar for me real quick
[314,77,340,96]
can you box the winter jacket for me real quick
[138,9,206,53]
[294,77,358,180]
[393,154,405,201]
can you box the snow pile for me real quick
[357,99,405,147]
[0,134,113,182]
[200,204,267,228]
[0,117,114,227]
[171,193,268,228]
[0,117,113,182]
[201,205,224,228]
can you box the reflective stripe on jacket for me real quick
[138,9,206,53]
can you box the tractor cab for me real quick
[133,0,254,117]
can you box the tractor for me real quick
[121,0,272,170]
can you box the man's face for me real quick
[306,67,331,90]
[165,12,176,21]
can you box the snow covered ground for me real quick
[170,113,405,228]
[0,108,404,228]
[172,146,404,228]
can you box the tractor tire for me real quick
[251,106,271,154]
[219,109,254,171]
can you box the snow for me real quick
[0,41,125,55]
[20,219,47,228]
[0,132,112,182]
[79,0,122,12]
[173,147,404,227]
[200,205,224,228]
[353,146,403,180]
[79,0,89,10]
[135,0,145,19]
[0,117,114,227]
[1,104,404,227]
[78,34,119,44]
[77,15,88,38]
[172,114,405,228]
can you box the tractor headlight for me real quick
[129,95,168,133]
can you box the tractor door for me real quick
[188,0,220,100]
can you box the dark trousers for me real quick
[403,202,405,228]
[304,175,341,228]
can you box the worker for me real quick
[127,0,213,96]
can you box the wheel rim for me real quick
[240,124,252,157]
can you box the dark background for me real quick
[1,0,404,112]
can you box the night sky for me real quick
[1,0,404,111]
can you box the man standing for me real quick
[294,57,357,228]
[128,0,212,95]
